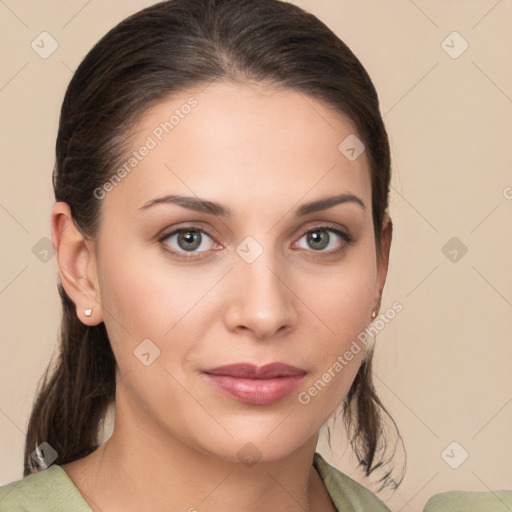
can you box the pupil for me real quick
[179,230,200,251]
[308,231,328,250]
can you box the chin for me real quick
[191,419,318,466]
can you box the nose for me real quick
[223,249,298,340]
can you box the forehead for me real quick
[103,81,371,218]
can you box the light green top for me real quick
[0,452,390,511]
[423,489,512,511]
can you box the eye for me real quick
[295,224,354,254]
[159,226,220,257]
[157,223,354,259]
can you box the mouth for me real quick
[202,362,307,405]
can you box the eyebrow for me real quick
[138,193,365,217]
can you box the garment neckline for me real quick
[48,452,335,511]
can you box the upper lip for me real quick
[203,362,306,379]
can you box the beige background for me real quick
[1,0,511,510]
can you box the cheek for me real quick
[96,238,223,378]
[315,271,374,334]
[95,246,203,417]
[294,242,376,407]
[98,237,200,332]
[302,242,377,343]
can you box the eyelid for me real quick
[294,223,354,255]
[157,222,354,258]
[157,225,220,257]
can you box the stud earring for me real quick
[84,308,93,317]
[371,309,377,319]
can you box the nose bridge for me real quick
[226,236,297,338]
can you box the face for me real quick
[73,81,390,463]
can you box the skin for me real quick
[52,80,392,512]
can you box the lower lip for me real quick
[204,374,305,405]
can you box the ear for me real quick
[51,201,103,326]
[373,212,393,315]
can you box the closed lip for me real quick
[203,362,307,379]
[202,362,307,404]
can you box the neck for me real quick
[63,398,334,512]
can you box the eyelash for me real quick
[157,223,355,259]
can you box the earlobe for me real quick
[50,201,103,326]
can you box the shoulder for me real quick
[423,490,512,512]
[0,465,91,512]
[313,452,391,511]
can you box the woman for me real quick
[0,0,403,509]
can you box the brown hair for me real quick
[24,0,404,488]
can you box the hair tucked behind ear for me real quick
[24,0,404,488]
[23,283,116,476]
